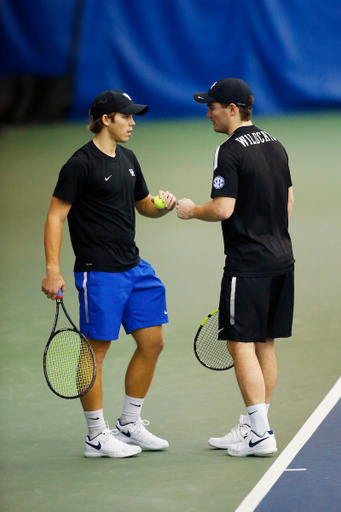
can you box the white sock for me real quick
[84,409,106,439]
[246,403,270,437]
[120,395,144,425]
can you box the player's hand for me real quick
[42,272,65,300]
[176,198,195,219]
[156,190,177,211]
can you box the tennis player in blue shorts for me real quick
[42,89,176,458]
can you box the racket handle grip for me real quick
[56,288,63,299]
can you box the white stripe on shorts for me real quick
[230,277,237,325]
[82,272,89,324]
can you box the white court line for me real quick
[235,376,341,512]
[284,468,306,471]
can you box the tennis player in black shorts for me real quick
[177,78,294,457]
[42,89,176,458]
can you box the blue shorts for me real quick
[75,260,168,341]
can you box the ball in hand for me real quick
[154,194,166,209]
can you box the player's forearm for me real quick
[42,214,66,296]
[136,193,176,218]
[44,214,63,272]
[44,197,71,273]
[180,197,235,222]
[191,202,225,221]
[288,186,294,219]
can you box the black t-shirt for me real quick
[53,140,149,272]
[211,125,294,277]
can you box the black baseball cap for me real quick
[90,90,148,121]
[193,78,252,107]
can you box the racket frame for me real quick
[194,309,234,371]
[43,292,97,399]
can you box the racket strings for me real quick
[195,313,234,370]
[45,330,95,397]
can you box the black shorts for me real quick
[218,271,294,343]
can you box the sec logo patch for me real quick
[213,176,225,189]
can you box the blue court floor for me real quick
[237,378,341,512]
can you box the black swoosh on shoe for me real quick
[249,437,269,448]
[85,441,102,450]
[117,423,132,438]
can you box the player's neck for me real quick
[228,119,253,136]
[92,132,117,158]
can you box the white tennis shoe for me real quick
[85,427,142,458]
[208,414,251,449]
[228,430,277,457]
[115,418,169,450]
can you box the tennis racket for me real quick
[194,309,234,371]
[43,289,96,399]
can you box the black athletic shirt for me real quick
[53,140,149,272]
[211,125,294,277]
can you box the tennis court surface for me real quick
[237,378,341,511]
[1,113,340,511]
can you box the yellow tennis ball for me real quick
[154,194,166,209]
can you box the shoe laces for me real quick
[130,419,156,441]
[100,423,132,448]
[103,422,119,437]
[227,418,250,443]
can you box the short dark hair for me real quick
[88,111,117,133]
[220,94,254,121]
[238,94,254,121]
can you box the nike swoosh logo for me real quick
[89,417,100,420]
[249,436,269,448]
[105,175,112,181]
[117,424,132,437]
[248,411,257,415]
[130,403,141,407]
[198,96,205,99]
[86,441,102,450]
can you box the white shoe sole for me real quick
[228,446,277,457]
[208,439,229,449]
[84,446,141,458]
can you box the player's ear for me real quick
[229,103,238,116]
[102,114,110,126]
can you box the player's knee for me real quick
[144,334,165,358]
[133,327,165,356]
[227,340,237,357]
[151,335,165,355]
[90,340,111,364]
[95,350,107,365]
[227,340,253,359]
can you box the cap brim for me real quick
[193,92,216,104]
[119,104,149,116]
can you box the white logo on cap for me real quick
[122,93,132,101]
[210,81,217,90]
[213,176,225,189]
